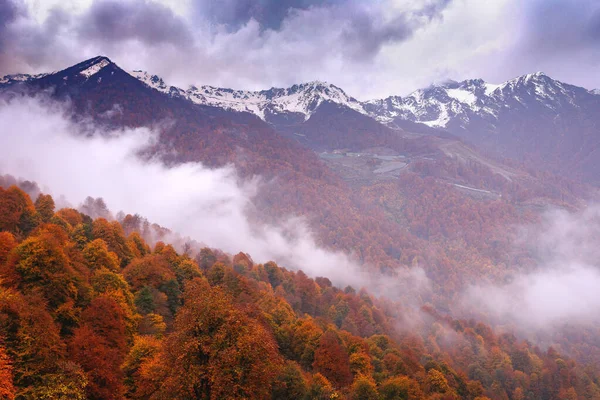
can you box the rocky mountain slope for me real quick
[123,64,600,183]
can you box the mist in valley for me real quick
[0,95,432,299]
[2,94,600,345]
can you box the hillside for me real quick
[0,184,598,399]
[118,64,600,185]
[1,57,593,301]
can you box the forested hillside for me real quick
[0,184,599,399]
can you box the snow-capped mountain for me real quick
[363,72,594,130]
[363,78,500,128]
[0,56,120,90]
[2,56,596,131]
[0,73,48,87]
[129,70,365,122]
[3,56,600,183]
[127,66,598,139]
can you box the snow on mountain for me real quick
[1,56,117,89]
[5,56,594,136]
[79,58,111,78]
[363,72,589,129]
[364,78,496,128]
[127,64,596,131]
[0,73,48,86]
[129,70,365,121]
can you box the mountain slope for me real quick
[365,73,600,183]
[4,56,600,372]
[1,184,598,399]
[0,56,590,291]
[123,67,600,184]
[0,56,441,279]
[130,70,366,123]
[1,56,332,176]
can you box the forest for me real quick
[1,183,599,399]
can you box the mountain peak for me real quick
[67,56,114,79]
[86,55,112,64]
[304,80,330,87]
[514,71,551,84]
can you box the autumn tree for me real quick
[34,194,55,223]
[0,232,17,266]
[379,376,424,400]
[82,239,120,272]
[122,335,162,398]
[0,290,67,397]
[349,374,379,400]
[0,186,40,236]
[313,329,353,388]
[91,219,132,266]
[7,225,80,310]
[69,295,128,399]
[270,361,308,400]
[0,346,15,400]
[141,278,282,399]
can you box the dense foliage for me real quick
[0,185,598,399]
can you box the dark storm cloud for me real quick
[0,0,452,81]
[487,0,600,90]
[8,0,600,98]
[0,0,28,71]
[338,0,451,59]
[0,0,17,28]
[0,0,195,75]
[78,0,193,46]
[194,0,343,31]
[338,5,413,59]
[194,0,451,59]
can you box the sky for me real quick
[1,0,599,99]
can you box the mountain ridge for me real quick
[3,55,600,185]
[3,55,597,130]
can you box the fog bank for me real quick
[464,206,600,329]
[0,96,429,296]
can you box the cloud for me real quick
[463,205,600,330]
[78,0,193,46]
[520,0,600,55]
[193,0,343,31]
[0,0,454,98]
[486,0,600,89]
[0,95,431,298]
[2,0,598,100]
[0,0,21,68]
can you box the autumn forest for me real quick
[0,183,598,399]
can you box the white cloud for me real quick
[463,206,600,329]
[5,0,600,99]
[0,95,430,297]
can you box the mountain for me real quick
[4,56,600,393]
[125,67,600,184]
[130,70,366,124]
[128,68,445,154]
[0,56,588,284]
[365,73,600,183]
[1,56,331,173]
[0,56,446,281]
